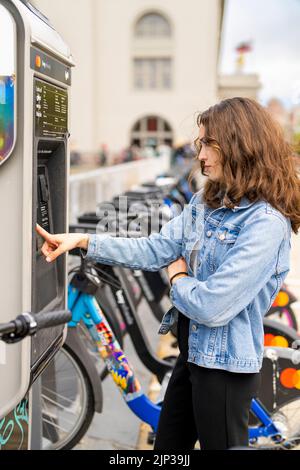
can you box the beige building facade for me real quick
[218,73,261,101]
[33,0,225,155]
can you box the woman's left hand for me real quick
[167,258,188,283]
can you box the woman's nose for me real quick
[198,145,207,161]
[198,151,207,162]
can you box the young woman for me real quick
[36,97,300,450]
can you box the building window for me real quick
[131,116,173,148]
[133,11,173,91]
[135,13,171,38]
[134,58,172,90]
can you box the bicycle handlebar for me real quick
[264,345,300,364]
[0,310,71,344]
[33,310,71,329]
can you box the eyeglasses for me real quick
[193,137,209,154]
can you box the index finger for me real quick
[36,223,53,242]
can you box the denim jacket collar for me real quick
[231,196,256,212]
[207,195,256,216]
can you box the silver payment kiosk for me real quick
[0,0,74,449]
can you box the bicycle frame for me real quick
[67,284,287,445]
[68,285,161,430]
[249,399,280,442]
[94,264,173,381]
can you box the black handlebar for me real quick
[34,310,71,329]
[0,310,71,344]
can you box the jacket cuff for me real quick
[81,233,110,260]
[169,276,193,314]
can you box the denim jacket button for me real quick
[206,231,212,238]
[192,324,197,332]
[158,326,169,335]
[219,233,226,241]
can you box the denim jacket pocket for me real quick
[212,225,241,269]
[217,225,241,243]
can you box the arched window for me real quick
[135,13,171,38]
[133,12,173,90]
[131,116,173,148]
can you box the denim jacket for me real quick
[85,190,291,373]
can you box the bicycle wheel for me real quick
[249,319,300,449]
[250,398,300,449]
[265,306,298,330]
[41,344,95,450]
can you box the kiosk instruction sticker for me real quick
[35,79,68,139]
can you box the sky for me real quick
[220,0,300,109]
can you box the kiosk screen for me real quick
[35,79,68,139]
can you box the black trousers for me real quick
[154,313,261,450]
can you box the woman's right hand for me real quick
[36,224,90,263]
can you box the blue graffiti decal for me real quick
[0,398,29,450]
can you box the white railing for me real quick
[69,154,170,223]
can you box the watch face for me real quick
[0,75,15,167]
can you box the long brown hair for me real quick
[193,97,300,234]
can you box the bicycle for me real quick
[0,309,71,450]
[38,258,300,450]
[40,254,176,449]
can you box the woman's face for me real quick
[198,124,223,181]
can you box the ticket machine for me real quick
[0,0,74,447]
